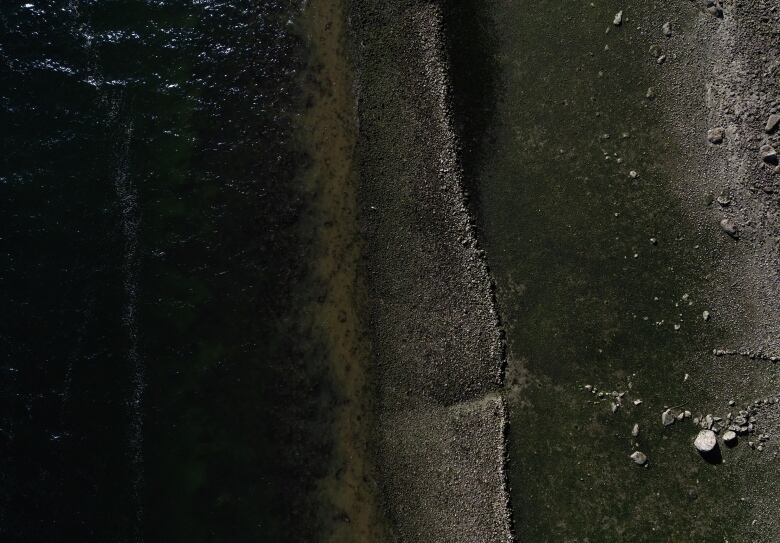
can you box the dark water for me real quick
[1,1,339,541]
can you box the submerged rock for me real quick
[694,429,717,453]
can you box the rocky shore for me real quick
[664,1,780,538]
[348,1,512,541]
[347,0,780,539]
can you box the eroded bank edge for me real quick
[347,0,513,540]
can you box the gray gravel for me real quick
[349,1,512,541]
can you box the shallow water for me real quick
[0,1,371,540]
[446,0,759,540]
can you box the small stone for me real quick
[662,22,672,37]
[720,218,738,238]
[632,423,640,437]
[694,429,718,453]
[584,384,593,391]
[662,409,676,426]
[630,451,647,465]
[676,412,685,421]
[656,54,666,64]
[729,399,736,406]
[704,414,714,429]
[650,237,657,245]
[706,2,723,18]
[760,144,778,164]
[707,126,725,144]
[613,10,623,26]
[723,430,738,444]
[702,310,710,321]
[611,402,620,413]
[633,399,642,406]
[646,87,655,100]
[629,170,639,179]
[684,410,692,418]
[649,44,662,57]
[766,114,780,134]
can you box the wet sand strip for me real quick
[349,1,512,540]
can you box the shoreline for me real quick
[297,0,392,539]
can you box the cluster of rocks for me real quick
[582,383,638,412]
[582,382,779,465]
[712,348,780,362]
[706,111,780,239]
[668,397,777,455]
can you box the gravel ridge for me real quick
[347,1,512,540]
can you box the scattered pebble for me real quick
[766,113,780,134]
[694,429,718,453]
[760,144,778,164]
[662,409,676,426]
[707,126,725,144]
[720,218,738,238]
[613,11,623,26]
[646,87,655,100]
[632,423,640,437]
[656,54,666,65]
[706,1,723,18]
[629,170,639,179]
[630,450,647,465]
[633,399,642,406]
[662,22,672,37]
[702,310,710,321]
